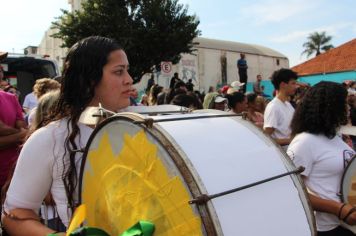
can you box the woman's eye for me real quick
[115,70,123,75]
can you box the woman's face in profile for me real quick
[92,49,133,112]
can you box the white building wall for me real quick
[37,28,68,71]
[198,48,221,92]
[37,0,84,72]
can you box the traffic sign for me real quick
[161,61,172,75]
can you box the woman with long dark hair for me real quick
[2,36,133,235]
[287,81,356,235]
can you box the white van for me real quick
[1,53,60,104]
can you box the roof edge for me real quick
[299,69,356,77]
[193,37,288,59]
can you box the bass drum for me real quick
[79,111,316,235]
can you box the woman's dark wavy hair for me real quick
[291,81,348,138]
[48,36,123,214]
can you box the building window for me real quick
[276,59,280,66]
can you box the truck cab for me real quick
[0,53,60,104]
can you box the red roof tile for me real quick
[292,38,356,76]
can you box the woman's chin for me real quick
[117,99,130,111]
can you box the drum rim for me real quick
[79,112,219,235]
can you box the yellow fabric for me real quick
[82,130,203,235]
[66,204,86,236]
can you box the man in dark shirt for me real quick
[169,72,181,90]
[237,53,248,93]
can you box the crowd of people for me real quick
[0,36,356,235]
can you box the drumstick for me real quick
[189,166,305,205]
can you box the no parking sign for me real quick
[161,61,172,76]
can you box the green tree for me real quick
[52,0,200,82]
[302,31,334,58]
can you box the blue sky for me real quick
[1,0,355,66]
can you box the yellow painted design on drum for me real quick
[82,130,203,236]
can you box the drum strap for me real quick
[189,166,305,205]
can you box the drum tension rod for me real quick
[134,114,243,128]
[189,166,305,205]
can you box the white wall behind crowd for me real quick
[137,37,289,93]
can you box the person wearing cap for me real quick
[209,94,227,111]
[230,80,245,93]
[263,68,298,149]
[237,53,248,93]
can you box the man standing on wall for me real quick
[237,53,248,93]
[263,68,298,150]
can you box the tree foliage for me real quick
[302,31,334,58]
[52,0,200,82]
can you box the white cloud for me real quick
[269,30,311,43]
[269,22,352,43]
[240,0,320,25]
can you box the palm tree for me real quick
[302,31,334,57]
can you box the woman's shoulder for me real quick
[27,119,69,145]
[294,132,319,140]
[290,132,319,148]
[28,118,93,149]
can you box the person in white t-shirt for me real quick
[2,36,133,235]
[27,78,60,127]
[264,68,298,148]
[22,92,38,114]
[287,81,356,236]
